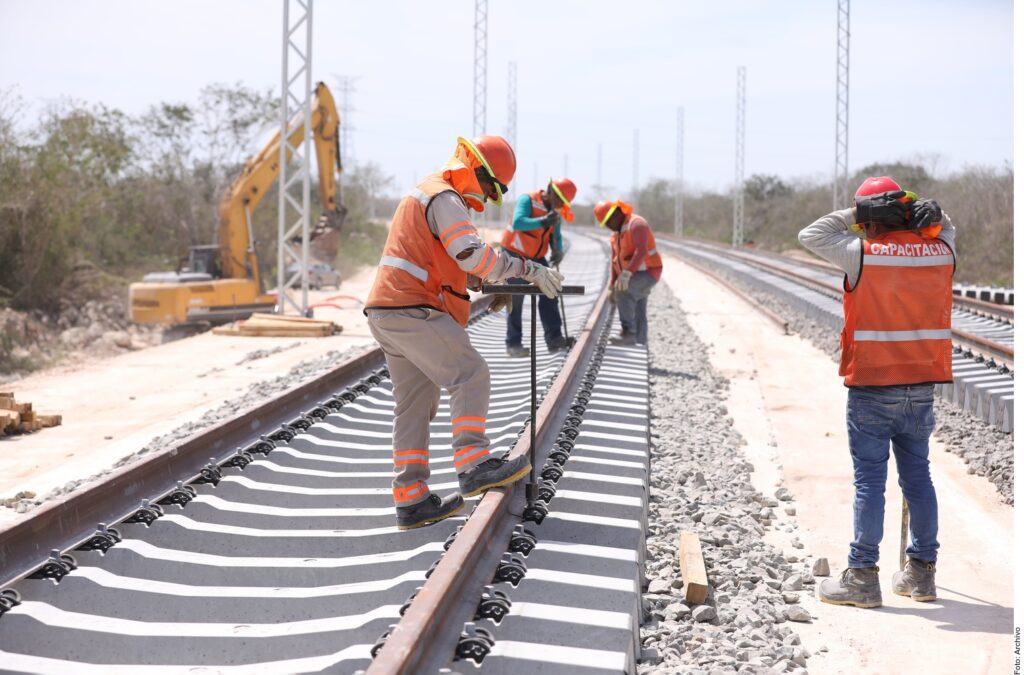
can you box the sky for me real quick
[0,0,1013,202]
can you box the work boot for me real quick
[546,335,568,353]
[892,558,937,602]
[506,345,530,358]
[817,566,882,608]
[458,454,532,498]
[609,329,637,346]
[395,492,464,531]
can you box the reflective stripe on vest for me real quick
[840,230,954,387]
[379,255,428,283]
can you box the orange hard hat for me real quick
[458,135,516,204]
[855,176,901,197]
[549,177,577,205]
[594,199,633,227]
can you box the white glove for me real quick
[522,260,564,299]
[614,270,633,293]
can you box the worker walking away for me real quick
[800,176,954,608]
[365,135,564,530]
[594,200,662,345]
[500,177,578,357]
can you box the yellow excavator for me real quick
[129,81,346,328]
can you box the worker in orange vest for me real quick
[499,178,577,357]
[800,176,954,608]
[365,135,564,530]
[594,200,663,345]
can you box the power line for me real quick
[733,66,746,248]
[473,0,487,136]
[833,0,851,209]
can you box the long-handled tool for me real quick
[554,262,576,349]
[899,497,909,570]
[482,283,585,500]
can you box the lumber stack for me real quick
[212,313,342,338]
[0,393,62,436]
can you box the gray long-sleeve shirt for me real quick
[797,207,956,287]
[426,191,528,282]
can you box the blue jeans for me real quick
[846,385,939,568]
[616,271,658,344]
[506,257,563,347]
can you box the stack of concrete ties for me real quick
[941,354,1015,433]
[475,339,651,674]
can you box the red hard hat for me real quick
[855,176,901,197]
[549,177,577,205]
[460,135,516,186]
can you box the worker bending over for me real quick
[500,178,578,357]
[365,135,564,530]
[800,176,954,608]
[594,200,662,345]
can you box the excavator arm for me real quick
[217,81,345,284]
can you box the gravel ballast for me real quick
[640,284,817,674]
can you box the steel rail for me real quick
[681,240,1015,366]
[0,298,497,589]
[368,287,613,675]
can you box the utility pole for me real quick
[505,61,517,218]
[732,66,746,248]
[632,128,640,195]
[277,0,313,316]
[675,106,684,237]
[833,0,851,210]
[473,0,487,136]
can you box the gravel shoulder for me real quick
[650,255,1013,674]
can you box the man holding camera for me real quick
[799,176,955,608]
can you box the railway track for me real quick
[0,232,657,674]
[660,238,1014,433]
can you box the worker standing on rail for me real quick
[799,176,955,608]
[594,200,663,345]
[500,178,578,357]
[365,135,564,530]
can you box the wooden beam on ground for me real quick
[679,531,709,604]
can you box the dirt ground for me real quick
[0,266,380,525]
[661,253,1013,674]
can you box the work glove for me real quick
[854,191,912,227]
[541,210,561,228]
[466,274,483,292]
[909,199,942,230]
[614,270,633,293]
[550,247,565,266]
[522,259,564,299]
[488,294,513,314]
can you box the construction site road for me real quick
[661,252,1012,674]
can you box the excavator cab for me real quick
[184,246,223,278]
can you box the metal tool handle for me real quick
[481,284,585,295]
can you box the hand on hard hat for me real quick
[488,294,514,314]
[523,260,564,299]
[854,191,912,227]
[909,199,942,233]
[614,270,633,293]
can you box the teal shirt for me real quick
[511,193,563,253]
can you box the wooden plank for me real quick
[36,414,62,428]
[248,313,331,325]
[0,396,15,409]
[0,410,20,427]
[13,402,31,414]
[678,532,709,604]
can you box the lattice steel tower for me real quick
[732,66,746,248]
[675,107,684,237]
[277,0,314,315]
[833,0,851,210]
[473,0,487,136]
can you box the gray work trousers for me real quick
[367,307,493,506]
[616,270,658,344]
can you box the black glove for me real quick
[854,190,912,227]
[541,210,560,227]
[550,248,565,266]
[909,199,942,230]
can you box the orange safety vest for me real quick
[500,190,554,259]
[840,230,955,386]
[365,173,473,326]
[611,214,663,277]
